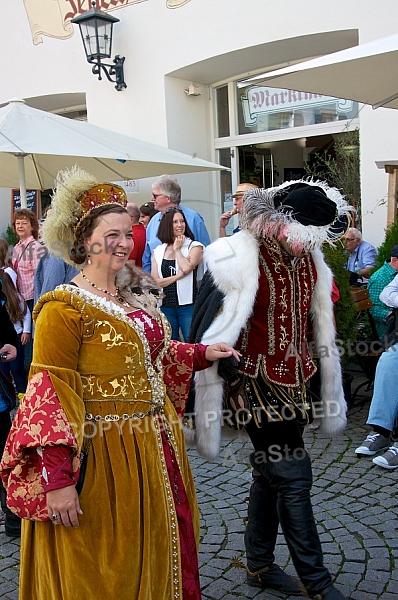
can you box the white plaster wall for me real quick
[4,0,396,136]
[359,105,398,249]
[1,0,398,245]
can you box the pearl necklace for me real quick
[81,270,131,308]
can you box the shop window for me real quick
[236,82,358,134]
[216,86,230,137]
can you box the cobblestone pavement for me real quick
[1,368,398,599]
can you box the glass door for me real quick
[238,146,274,188]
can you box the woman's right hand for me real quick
[0,344,17,361]
[173,234,185,252]
[47,485,83,528]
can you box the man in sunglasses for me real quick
[141,175,210,272]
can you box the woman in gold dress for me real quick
[0,167,238,600]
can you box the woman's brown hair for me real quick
[13,209,40,240]
[0,238,13,269]
[139,201,158,219]
[0,270,26,324]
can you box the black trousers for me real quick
[244,449,333,596]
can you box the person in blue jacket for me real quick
[141,174,210,272]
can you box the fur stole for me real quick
[116,264,163,319]
[194,231,346,461]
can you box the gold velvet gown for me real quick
[1,286,201,600]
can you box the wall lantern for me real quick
[72,3,127,91]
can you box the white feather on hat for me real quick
[42,166,98,265]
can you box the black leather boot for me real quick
[5,511,21,538]
[312,585,347,600]
[1,481,21,538]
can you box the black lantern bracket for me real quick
[90,55,126,91]
[72,3,127,91]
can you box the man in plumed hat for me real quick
[188,180,350,600]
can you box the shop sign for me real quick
[241,85,353,127]
[24,0,190,45]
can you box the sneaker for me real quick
[373,443,398,469]
[355,432,390,456]
[246,563,305,595]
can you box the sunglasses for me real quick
[152,193,165,199]
[164,207,179,214]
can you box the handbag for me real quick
[0,370,17,412]
[75,424,94,495]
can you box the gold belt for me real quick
[85,406,163,422]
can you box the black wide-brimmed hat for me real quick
[240,179,353,249]
[274,182,337,226]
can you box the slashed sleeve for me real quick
[0,299,85,520]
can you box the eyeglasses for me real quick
[152,193,164,199]
[345,237,356,242]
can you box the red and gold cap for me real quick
[77,183,127,228]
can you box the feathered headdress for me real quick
[240,179,352,254]
[42,166,127,265]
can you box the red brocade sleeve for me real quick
[0,370,80,521]
[162,341,211,417]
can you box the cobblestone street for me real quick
[1,367,397,599]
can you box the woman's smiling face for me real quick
[84,211,133,271]
[172,211,186,238]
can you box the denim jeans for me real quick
[367,342,398,432]
[24,299,34,374]
[161,304,194,341]
[245,451,332,596]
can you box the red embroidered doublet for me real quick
[238,238,317,386]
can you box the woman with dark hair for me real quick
[139,200,158,228]
[151,207,204,340]
[0,270,30,396]
[0,167,238,600]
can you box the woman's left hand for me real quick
[205,343,241,362]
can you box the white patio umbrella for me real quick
[0,98,226,207]
[241,33,398,111]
